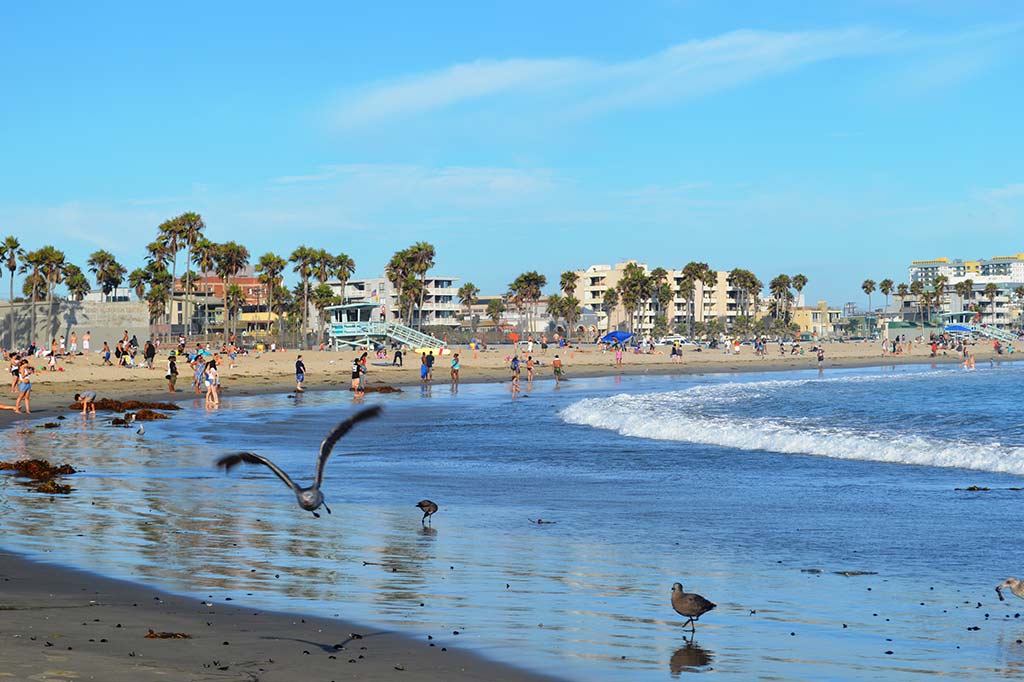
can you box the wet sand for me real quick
[0,548,557,681]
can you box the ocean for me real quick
[3,362,1024,680]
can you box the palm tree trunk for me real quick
[302,279,309,350]
[417,274,427,330]
[7,272,13,349]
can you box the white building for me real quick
[331,275,461,328]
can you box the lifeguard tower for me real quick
[325,302,446,350]
[942,311,1019,344]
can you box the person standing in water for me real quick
[553,354,563,384]
[166,352,178,393]
[74,390,97,416]
[450,352,460,389]
[295,354,306,392]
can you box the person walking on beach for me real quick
[166,352,178,393]
[205,358,219,407]
[191,353,206,394]
[82,330,90,355]
[143,339,156,369]
[615,346,623,369]
[392,348,403,367]
[69,331,77,354]
[101,341,112,365]
[450,352,460,389]
[510,353,520,382]
[526,355,534,383]
[8,352,20,393]
[420,353,428,384]
[74,390,97,416]
[295,354,306,393]
[15,359,32,414]
[426,351,435,382]
[553,354,564,385]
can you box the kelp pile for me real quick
[0,458,77,494]
[111,409,170,426]
[68,398,180,412]
[354,385,402,393]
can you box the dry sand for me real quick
[0,339,1015,680]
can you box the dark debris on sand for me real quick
[0,458,77,494]
[69,398,180,412]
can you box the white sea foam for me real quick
[560,373,1024,475]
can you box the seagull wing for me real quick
[217,452,301,494]
[314,405,383,487]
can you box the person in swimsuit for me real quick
[15,359,32,414]
[553,355,563,384]
[450,352,460,389]
[205,359,219,407]
[166,353,178,393]
[82,331,91,355]
[350,357,362,393]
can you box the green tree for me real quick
[770,274,793,321]
[792,274,809,307]
[909,280,924,321]
[680,262,711,335]
[311,283,341,343]
[457,282,480,332]
[509,271,547,337]
[984,283,1000,323]
[256,252,287,345]
[486,297,505,342]
[562,294,581,339]
[128,267,148,300]
[192,237,218,337]
[87,250,127,301]
[0,236,24,348]
[38,246,68,341]
[214,241,250,344]
[63,264,90,301]
[385,248,412,326]
[333,253,356,304]
[175,212,205,335]
[224,283,246,339]
[602,286,620,331]
[408,242,436,329]
[560,270,579,297]
[861,279,876,314]
[879,278,894,310]
[896,282,909,317]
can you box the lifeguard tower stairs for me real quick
[326,302,446,350]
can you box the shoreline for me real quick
[0,348,1016,680]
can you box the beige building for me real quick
[791,301,843,337]
[572,262,754,334]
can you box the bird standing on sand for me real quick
[216,406,382,517]
[996,577,1024,601]
[417,499,438,525]
[671,582,716,632]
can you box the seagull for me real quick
[216,405,382,517]
[996,577,1024,601]
[671,583,716,633]
[417,499,438,525]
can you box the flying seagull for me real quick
[417,499,438,525]
[216,405,382,517]
[997,577,1024,601]
[671,583,716,633]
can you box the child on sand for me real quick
[74,390,97,416]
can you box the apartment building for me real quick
[791,301,843,337]
[571,262,750,333]
[333,275,461,327]
[905,254,1024,327]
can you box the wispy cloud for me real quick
[329,27,912,129]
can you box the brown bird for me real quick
[996,577,1024,601]
[417,499,438,525]
[671,582,716,632]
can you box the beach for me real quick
[2,348,1023,681]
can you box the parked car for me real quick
[657,335,695,346]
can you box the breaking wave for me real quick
[560,372,1024,475]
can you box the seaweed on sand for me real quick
[0,458,77,494]
[68,398,180,412]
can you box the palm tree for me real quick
[680,262,711,335]
[0,236,24,348]
[486,298,506,342]
[332,253,356,304]
[36,246,67,342]
[175,212,205,336]
[158,217,184,309]
[615,263,649,334]
[19,249,46,345]
[909,280,924,322]
[509,271,547,337]
[224,283,246,340]
[191,237,218,338]
[1015,286,1024,318]
[256,253,287,345]
[879,278,894,311]
[311,284,340,343]
[289,246,316,348]
[861,279,876,313]
[984,283,1000,324]
[87,250,127,301]
[214,242,250,344]
[770,274,793,321]
[63,264,90,301]
[562,295,581,340]
[931,275,948,323]
[895,282,909,314]
[457,282,479,332]
[602,286,619,332]
[385,249,412,326]
[408,242,436,329]
[560,271,579,297]
[791,273,808,307]
[128,267,148,300]
[546,294,564,334]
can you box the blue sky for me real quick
[1,1,1022,304]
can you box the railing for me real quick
[329,320,445,349]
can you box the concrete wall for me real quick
[0,300,150,350]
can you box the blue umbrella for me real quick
[600,331,635,345]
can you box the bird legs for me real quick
[682,617,696,633]
[312,503,333,518]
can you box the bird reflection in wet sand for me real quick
[216,406,382,517]
[669,640,713,676]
